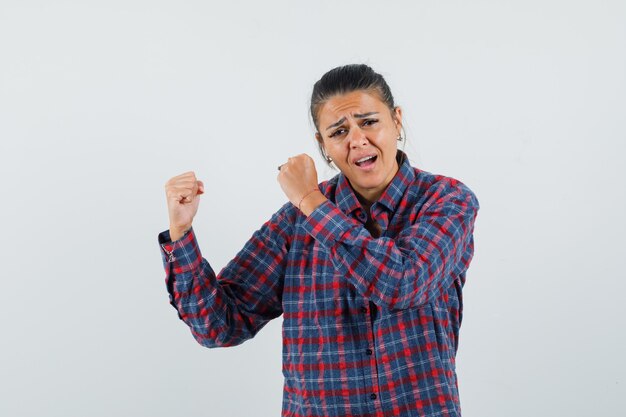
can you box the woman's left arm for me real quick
[301,185,479,311]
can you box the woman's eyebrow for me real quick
[325,112,379,131]
[326,117,346,131]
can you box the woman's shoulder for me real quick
[410,166,480,211]
[317,174,341,199]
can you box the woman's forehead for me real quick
[318,90,388,123]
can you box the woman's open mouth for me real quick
[354,154,378,169]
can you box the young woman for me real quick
[159,64,480,417]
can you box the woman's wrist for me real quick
[299,191,327,217]
[169,225,190,242]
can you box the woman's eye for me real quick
[363,119,378,126]
[330,128,346,138]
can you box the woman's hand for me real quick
[164,171,204,241]
[277,154,327,215]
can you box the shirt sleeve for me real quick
[157,205,292,348]
[300,181,480,311]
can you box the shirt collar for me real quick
[334,150,415,216]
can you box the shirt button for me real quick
[370,393,377,400]
[366,348,373,355]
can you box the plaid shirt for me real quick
[158,151,479,417]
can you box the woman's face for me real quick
[315,90,403,203]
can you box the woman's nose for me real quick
[348,126,369,148]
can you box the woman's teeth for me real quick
[356,155,377,166]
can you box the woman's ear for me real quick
[393,106,403,131]
[315,132,325,153]
[315,132,331,162]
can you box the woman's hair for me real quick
[310,64,397,164]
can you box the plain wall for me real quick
[1,1,624,416]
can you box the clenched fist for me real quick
[277,154,327,216]
[164,171,204,241]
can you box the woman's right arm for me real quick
[159,172,290,348]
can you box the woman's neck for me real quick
[355,193,374,214]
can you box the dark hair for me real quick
[310,64,397,164]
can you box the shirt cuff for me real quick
[157,227,203,274]
[301,200,358,247]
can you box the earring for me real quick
[326,156,333,163]
[397,126,406,142]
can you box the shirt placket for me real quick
[357,206,387,417]
[358,299,385,417]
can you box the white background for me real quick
[1,1,624,416]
